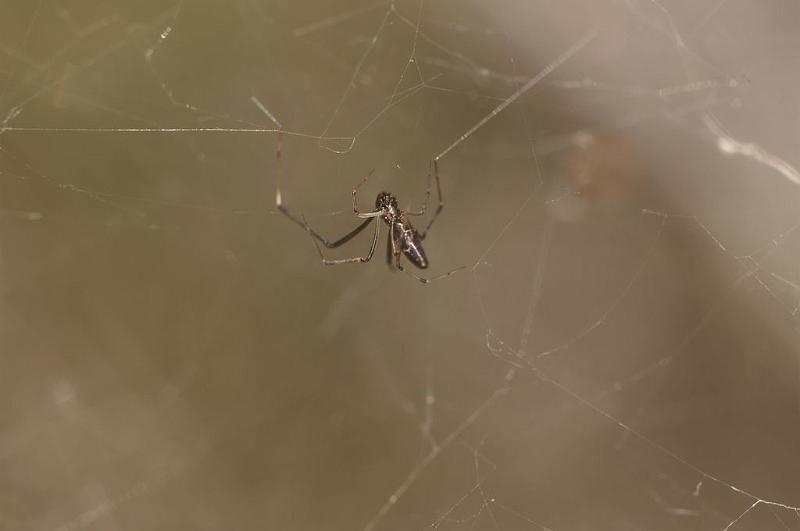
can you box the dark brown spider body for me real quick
[391,215,429,269]
[376,191,429,269]
[375,191,399,213]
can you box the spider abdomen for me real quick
[395,222,428,269]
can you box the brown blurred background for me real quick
[2,1,800,530]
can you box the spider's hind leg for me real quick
[418,159,444,240]
[395,262,466,284]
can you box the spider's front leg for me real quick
[352,170,380,219]
[274,131,376,249]
[309,216,381,265]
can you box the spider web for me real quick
[2,1,800,530]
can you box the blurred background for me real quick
[2,1,800,529]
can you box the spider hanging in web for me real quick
[274,133,464,284]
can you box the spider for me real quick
[274,133,463,284]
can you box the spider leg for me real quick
[395,263,466,284]
[417,159,444,239]
[385,227,395,270]
[352,170,382,219]
[390,221,403,267]
[309,216,381,265]
[275,131,379,248]
[405,160,434,217]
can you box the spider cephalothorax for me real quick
[375,191,398,211]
